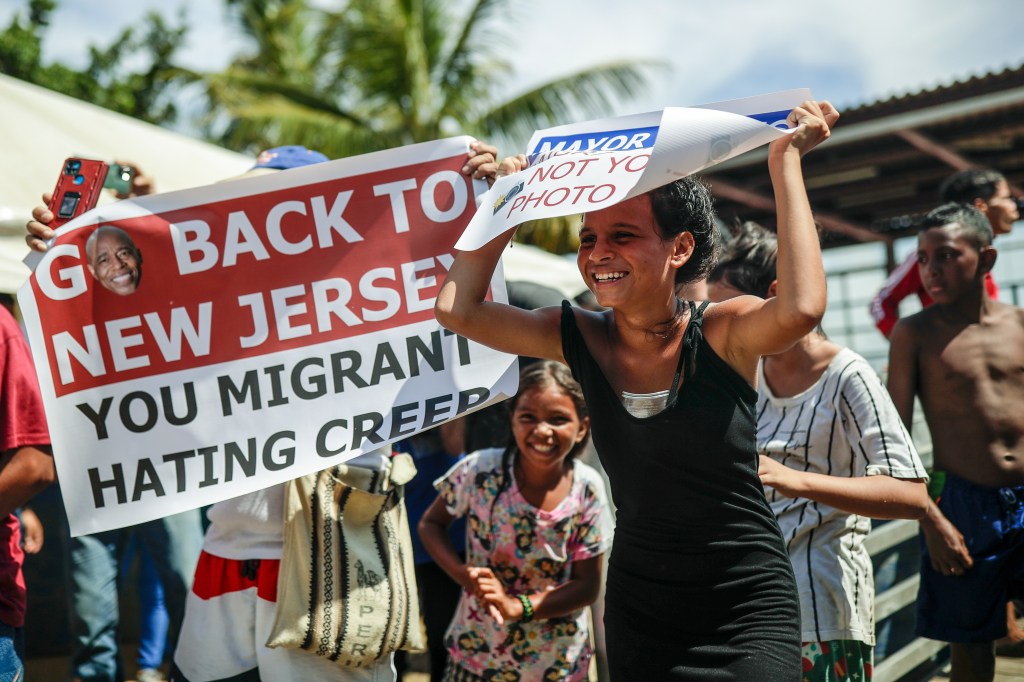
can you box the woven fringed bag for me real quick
[267,453,424,666]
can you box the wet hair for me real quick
[939,169,1005,205]
[707,221,778,298]
[648,176,719,286]
[920,202,993,250]
[487,361,590,537]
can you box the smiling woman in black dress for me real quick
[436,100,839,680]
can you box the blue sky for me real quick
[4,0,1022,119]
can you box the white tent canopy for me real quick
[0,73,254,293]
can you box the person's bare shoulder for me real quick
[1003,301,1024,326]
[701,295,761,336]
[979,300,1024,337]
[704,295,763,318]
[892,304,941,339]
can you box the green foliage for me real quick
[515,215,582,255]
[0,0,197,125]
[206,0,660,155]
[0,0,55,81]
[205,0,661,248]
[3,0,660,251]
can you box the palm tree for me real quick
[210,0,657,155]
[208,0,660,250]
[207,0,384,157]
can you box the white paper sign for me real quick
[457,89,811,251]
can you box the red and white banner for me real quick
[19,137,518,535]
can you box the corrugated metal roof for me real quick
[702,63,1024,249]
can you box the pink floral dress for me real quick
[435,448,614,681]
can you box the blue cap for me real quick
[252,146,329,170]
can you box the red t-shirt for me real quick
[1,306,50,628]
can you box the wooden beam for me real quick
[882,128,1024,195]
[708,178,888,243]
[895,128,977,171]
[712,85,1024,171]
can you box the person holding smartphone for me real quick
[27,163,204,682]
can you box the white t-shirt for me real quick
[202,450,391,560]
[756,348,926,645]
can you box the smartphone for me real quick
[47,158,109,228]
[104,163,136,196]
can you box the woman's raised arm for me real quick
[435,155,566,362]
[709,101,839,370]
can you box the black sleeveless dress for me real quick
[561,301,800,681]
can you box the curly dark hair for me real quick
[648,176,719,286]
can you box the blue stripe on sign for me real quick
[531,126,660,155]
[531,108,791,157]
[746,109,791,129]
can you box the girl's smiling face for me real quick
[511,385,589,471]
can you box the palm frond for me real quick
[478,60,665,149]
[206,1,657,161]
[514,214,583,254]
[209,69,369,128]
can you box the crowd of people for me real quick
[1,98,1022,682]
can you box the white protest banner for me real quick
[18,136,518,536]
[457,89,811,251]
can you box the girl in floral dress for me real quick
[419,361,613,682]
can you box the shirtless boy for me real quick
[888,203,1024,682]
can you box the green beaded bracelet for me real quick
[518,594,534,622]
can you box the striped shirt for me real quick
[756,348,927,645]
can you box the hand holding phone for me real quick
[105,163,137,197]
[46,158,109,228]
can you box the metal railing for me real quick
[869,519,948,682]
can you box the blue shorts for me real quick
[916,473,1024,643]
[0,622,24,682]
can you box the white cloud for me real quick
[507,0,1023,112]
[2,0,1021,114]
[0,1,246,72]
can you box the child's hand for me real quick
[769,100,839,159]
[467,566,522,625]
[921,513,973,577]
[757,456,803,498]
